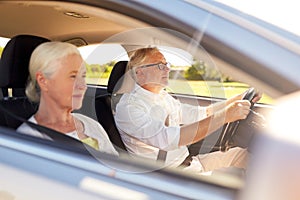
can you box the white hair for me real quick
[26,41,81,102]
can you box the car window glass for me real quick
[78,44,129,86]
[0,38,273,105]
[0,36,10,57]
[216,0,300,37]
[158,46,273,104]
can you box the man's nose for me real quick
[163,65,171,71]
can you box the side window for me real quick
[0,36,10,57]
[158,46,273,104]
[78,44,128,86]
[78,43,272,105]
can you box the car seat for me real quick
[0,34,50,129]
[94,61,128,153]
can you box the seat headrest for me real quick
[107,61,128,93]
[0,35,50,88]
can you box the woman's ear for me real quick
[35,72,48,92]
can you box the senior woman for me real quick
[17,41,118,156]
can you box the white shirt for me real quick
[115,84,206,167]
[17,113,118,156]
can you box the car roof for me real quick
[0,0,147,44]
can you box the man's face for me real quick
[135,51,170,93]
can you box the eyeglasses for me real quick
[138,62,171,70]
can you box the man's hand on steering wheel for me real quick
[219,87,261,152]
[251,91,262,104]
[225,100,251,123]
[242,88,262,105]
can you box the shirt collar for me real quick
[134,83,167,96]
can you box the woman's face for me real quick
[44,53,87,110]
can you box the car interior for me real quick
[2,1,300,199]
[0,35,49,128]
[0,35,102,154]
[0,0,274,173]
[93,60,128,153]
[0,33,268,159]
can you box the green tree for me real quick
[184,59,205,80]
[86,61,115,78]
[184,58,235,82]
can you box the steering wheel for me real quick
[218,88,257,152]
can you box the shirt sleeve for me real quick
[115,95,181,151]
[180,103,207,124]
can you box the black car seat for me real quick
[0,35,50,129]
[94,61,128,153]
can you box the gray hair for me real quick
[126,47,160,81]
[127,47,160,71]
[26,41,81,102]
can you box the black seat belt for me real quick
[0,104,96,154]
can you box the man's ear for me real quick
[36,72,48,91]
[135,68,140,74]
[135,68,144,76]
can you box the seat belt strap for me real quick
[0,104,94,152]
[157,149,167,162]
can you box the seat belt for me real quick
[157,149,167,162]
[0,104,96,154]
[157,114,170,162]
